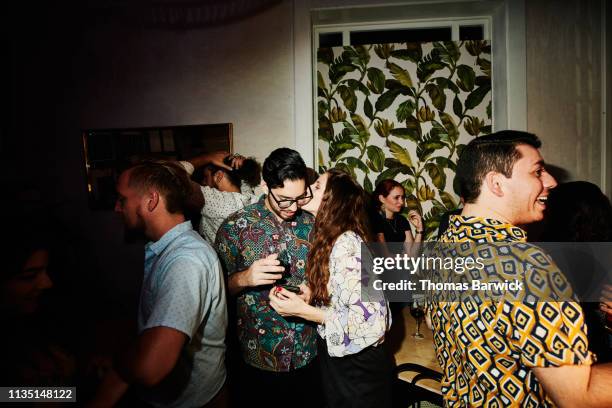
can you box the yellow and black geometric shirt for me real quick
[429,215,593,407]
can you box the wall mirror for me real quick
[82,123,233,209]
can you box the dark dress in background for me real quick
[373,212,411,243]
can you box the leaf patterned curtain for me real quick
[317,40,492,238]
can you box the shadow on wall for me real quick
[546,164,571,185]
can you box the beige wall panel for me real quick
[526,0,603,188]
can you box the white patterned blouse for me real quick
[317,230,391,357]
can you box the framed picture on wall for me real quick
[82,123,233,210]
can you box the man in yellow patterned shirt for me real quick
[428,130,612,407]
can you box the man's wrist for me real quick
[187,152,215,169]
[237,269,251,289]
[229,270,249,295]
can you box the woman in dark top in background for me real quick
[372,179,423,257]
[371,179,424,326]
[541,181,612,362]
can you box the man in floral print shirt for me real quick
[215,148,321,406]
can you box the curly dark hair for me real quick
[202,156,262,189]
[307,169,373,306]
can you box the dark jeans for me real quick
[227,359,324,408]
[318,338,394,408]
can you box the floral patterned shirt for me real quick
[318,231,390,357]
[214,196,317,372]
[429,216,593,407]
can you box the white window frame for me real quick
[314,18,490,47]
[292,0,527,167]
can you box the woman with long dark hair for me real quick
[269,169,393,408]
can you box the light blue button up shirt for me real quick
[139,221,227,407]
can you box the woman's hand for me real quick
[407,210,423,232]
[298,283,312,304]
[228,154,245,169]
[269,287,307,317]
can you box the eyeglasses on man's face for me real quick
[269,185,313,209]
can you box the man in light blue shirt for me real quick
[91,161,227,407]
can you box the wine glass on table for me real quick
[410,300,425,339]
